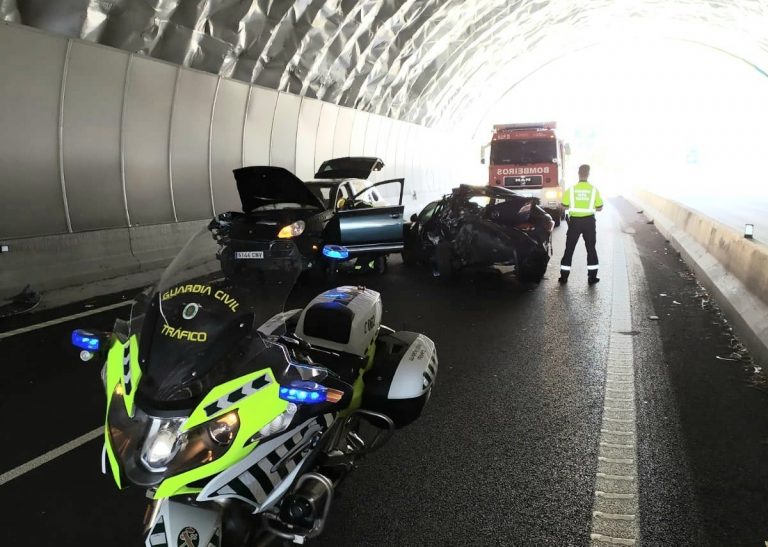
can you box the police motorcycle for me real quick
[72,215,438,546]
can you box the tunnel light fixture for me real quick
[744,224,754,239]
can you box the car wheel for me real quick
[435,241,455,280]
[401,246,417,267]
[324,260,338,285]
[517,248,549,283]
[374,255,388,274]
[553,215,561,228]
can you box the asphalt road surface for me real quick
[0,198,766,546]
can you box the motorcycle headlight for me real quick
[139,411,240,474]
[278,220,305,239]
[145,428,182,468]
[164,411,241,474]
[141,418,186,471]
[207,411,239,446]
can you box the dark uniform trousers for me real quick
[560,215,598,279]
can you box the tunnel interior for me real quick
[0,1,767,290]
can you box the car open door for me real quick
[335,178,405,254]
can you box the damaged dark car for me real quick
[217,159,405,281]
[402,184,554,283]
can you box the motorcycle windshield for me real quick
[130,219,302,410]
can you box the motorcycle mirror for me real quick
[72,329,111,363]
[410,214,417,223]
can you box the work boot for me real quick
[558,272,569,284]
[588,276,600,284]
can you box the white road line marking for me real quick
[0,301,132,340]
[597,473,636,481]
[601,430,635,436]
[593,511,636,521]
[591,229,641,546]
[590,533,636,545]
[599,457,635,464]
[0,427,102,486]
[596,491,635,500]
[600,442,635,449]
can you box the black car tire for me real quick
[553,215,561,228]
[324,259,339,284]
[401,245,418,267]
[517,248,549,283]
[374,255,388,274]
[435,241,455,281]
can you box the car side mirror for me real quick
[410,214,418,223]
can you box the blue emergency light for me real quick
[322,245,349,260]
[71,329,101,351]
[279,381,343,405]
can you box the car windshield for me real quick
[306,183,337,209]
[127,218,303,408]
[490,139,557,165]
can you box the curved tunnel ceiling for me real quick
[2,0,767,132]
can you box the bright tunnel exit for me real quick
[479,39,768,206]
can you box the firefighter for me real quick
[558,164,603,284]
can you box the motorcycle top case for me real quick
[296,286,382,356]
[362,331,438,427]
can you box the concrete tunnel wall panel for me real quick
[314,102,340,175]
[270,92,302,172]
[349,111,370,156]
[332,107,355,159]
[123,55,176,226]
[170,68,218,221]
[62,41,128,231]
[242,86,278,168]
[295,97,323,181]
[363,114,382,157]
[211,78,249,216]
[0,25,67,239]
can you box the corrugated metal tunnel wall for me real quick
[0,22,476,298]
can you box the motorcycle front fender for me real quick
[144,498,222,547]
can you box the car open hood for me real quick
[314,157,384,180]
[234,166,325,212]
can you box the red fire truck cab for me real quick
[485,122,568,226]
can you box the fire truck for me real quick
[483,122,568,226]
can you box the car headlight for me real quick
[278,220,306,239]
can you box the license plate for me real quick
[235,251,264,259]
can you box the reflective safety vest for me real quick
[562,181,603,217]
